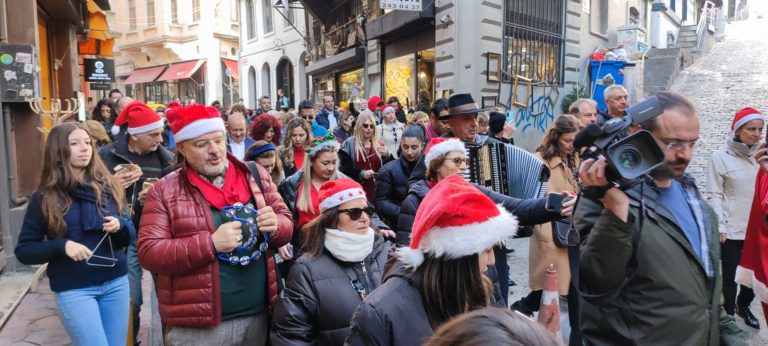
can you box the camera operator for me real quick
[574,92,746,345]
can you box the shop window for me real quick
[385,54,415,106]
[339,69,365,104]
[262,0,273,34]
[504,0,565,85]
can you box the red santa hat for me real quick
[397,174,518,268]
[731,107,764,131]
[111,101,164,135]
[166,104,226,143]
[424,137,466,168]
[318,179,367,212]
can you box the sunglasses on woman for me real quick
[362,123,374,129]
[338,206,375,221]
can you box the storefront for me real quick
[122,60,206,105]
[367,2,436,109]
[384,47,434,108]
[306,47,365,105]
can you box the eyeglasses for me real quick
[362,123,374,129]
[449,157,468,166]
[660,139,697,151]
[338,206,375,221]
[302,115,315,121]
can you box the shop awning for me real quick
[306,47,365,76]
[78,0,114,56]
[157,60,205,82]
[222,59,239,81]
[366,1,435,41]
[297,0,330,24]
[123,66,167,84]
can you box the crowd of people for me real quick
[14,83,768,346]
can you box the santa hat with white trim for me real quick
[111,101,165,135]
[731,107,764,132]
[397,174,518,268]
[318,178,367,212]
[166,104,227,143]
[423,137,466,168]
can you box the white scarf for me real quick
[324,227,375,262]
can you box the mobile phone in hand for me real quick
[545,192,567,213]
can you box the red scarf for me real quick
[186,158,252,210]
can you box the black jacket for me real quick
[396,180,558,246]
[345,259,504,346]
[271,236,390,346]
[97,133,174,225]
[374,156,416,229]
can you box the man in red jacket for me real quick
[138,104,293,345]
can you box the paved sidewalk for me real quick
[0,270,154,345]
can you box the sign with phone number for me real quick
[380,0,422,11]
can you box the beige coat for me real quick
[529,153,579,294]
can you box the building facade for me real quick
[239,0,308,110]
[111,0,241,106]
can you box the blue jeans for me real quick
[55,275,130,346]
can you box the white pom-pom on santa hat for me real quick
[317,179,367,212]
[111,101,165,136]
[399,174,518,269]
[423,138,466,168]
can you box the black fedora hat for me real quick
[440,93,487,120]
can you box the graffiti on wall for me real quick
[504,80,559,134]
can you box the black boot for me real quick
[736,306,760,329]
[511,298,534,318]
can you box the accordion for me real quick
[464,141,550,200]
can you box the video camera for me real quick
[574,96,666,187]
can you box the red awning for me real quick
[123,66,167,84]
[222,59,239,81]
[156,60,205,82]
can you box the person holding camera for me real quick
[706,107,764,329]
[574,92,746,345]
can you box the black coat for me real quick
[374,156,416,229]
[271,236,390,346]
[396,180,559,246]
[345,259,505,346]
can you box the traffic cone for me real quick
[537,263,562,340]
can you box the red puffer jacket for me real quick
[138,156,293,327]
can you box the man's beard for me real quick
[200,157,229,178]
[650,158,689,180]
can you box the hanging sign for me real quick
[380,0,422,11]
[84,58,115,82]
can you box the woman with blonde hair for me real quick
[340,110,393,201]
[279,117,313,177]
[15,122,133,345]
